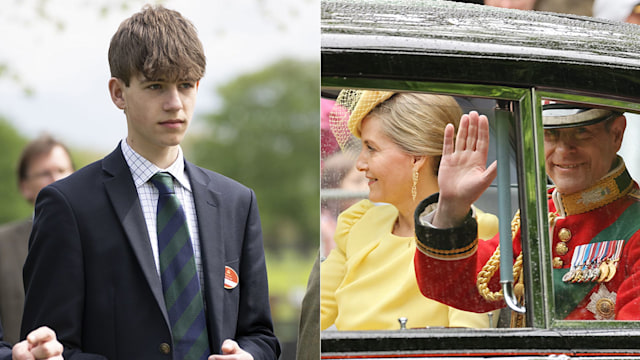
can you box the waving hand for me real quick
[433,111,497,228]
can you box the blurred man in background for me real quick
[484,0,536,10]
[0,134,74,344]
[593,0,640,24]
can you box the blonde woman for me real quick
[320,90,499,330]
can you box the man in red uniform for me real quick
[414,104,640,321]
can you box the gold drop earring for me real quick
[411,169,419,202]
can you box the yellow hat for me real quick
[347,90,395,137]
[329,89,395,152]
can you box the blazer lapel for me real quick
[102,146,169,327]
[186,161,225,347]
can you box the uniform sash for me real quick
[553,200,640,319]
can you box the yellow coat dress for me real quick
[321,199,499,330]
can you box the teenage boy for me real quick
[21,5,279,359]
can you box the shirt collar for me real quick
[121,139,191,192]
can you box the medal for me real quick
[586,242,605,282]
[604,240,624,283]
[566,241,623,284]
[562,269,575,282]
[596,241,610,283]
[573,269,584,283]
[605,259,617,282]
[584,264,595,282]
[573,243,593,283]
[563,243,584,282]
[599,241,614,283]
[584,243,597,282]
[598,262,609,283]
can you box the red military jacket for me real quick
[414,161,640,320]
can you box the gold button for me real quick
[555,242,568,256]
[159,343,171,355]
[558,228,571,242]
[553,257,563,268]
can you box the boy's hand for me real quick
[208,339,254,360]
[12,326,63,360]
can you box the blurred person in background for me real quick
[320,150,368,258]
[593,0,640,181]
[0,134,74,345]
[484,0,594,16]
[321,97,341,159]
[296,254,320,360]
[593,0,640,24]
[484,0,536,10]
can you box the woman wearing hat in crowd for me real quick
[320,90,500,330]
[414,103,640,322]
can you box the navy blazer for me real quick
[21,145,280,360]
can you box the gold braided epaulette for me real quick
[476,210,524,302]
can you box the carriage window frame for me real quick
[321,76,547,326]
[534,89,640,330]
[321,77,640,329]
[320,79,640,359]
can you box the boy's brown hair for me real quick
[108,5,206,86]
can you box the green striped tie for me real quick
[151,172,210,360]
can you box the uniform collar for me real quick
[553,156,632,216]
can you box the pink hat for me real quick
[321,98,340,158]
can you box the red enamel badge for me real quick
[224,266,239,289]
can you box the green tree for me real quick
[187,58,320,253]
[0,118,31,223]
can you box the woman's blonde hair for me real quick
[364,92,462,175]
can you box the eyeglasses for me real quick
[25,168,73,182]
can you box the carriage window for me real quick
[320,89,524,331]
[541,98,640,323]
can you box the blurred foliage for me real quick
[67,149,105,176]
[266,249,316,349]
[0,0,150,96]
[186,58,320,254]
[0,117,31,223]
[186,58,320,355]
[0,0,301,96]
[97,0,163,18]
